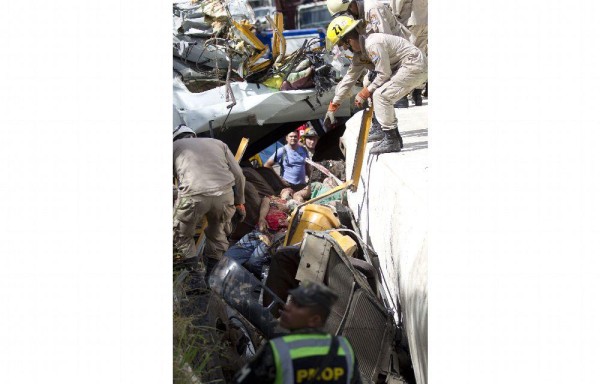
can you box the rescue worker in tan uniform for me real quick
[173,124,246,271]
[301,126,320,160]
[326,0,414,41]
[326,0,422,139]
[233,281,362,384]
[324,16,427,154]
[392,0,428,102]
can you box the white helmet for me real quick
[327,0,353,16]
[173,124,196,140]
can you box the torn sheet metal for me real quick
[173,0,259,70]
[172,0,357,136]
[173,74,351,134]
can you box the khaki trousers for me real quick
[373,61,428,129]
[173,191,235,260]
[409,24,428,90]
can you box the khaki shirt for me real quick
[332,33,426,104]
[408,0,427,26]
[360,0,415,41]
[173,137,245,204]
[390,0,427,26]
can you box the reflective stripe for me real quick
[271,334,355,384]
[289,345,348,359]
[283,335,333,350]
[271,337,293,384]
[283,334,332,343]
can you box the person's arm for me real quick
[257,196,270,232]
[225,145,246,205]
[331,58,366,105]
[264,157,275,168]
[327,59,364,126]
[304,151,312,180]
[264,147,281,168]
[366,40,392,93]
[365,7,391,35]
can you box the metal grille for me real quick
[323,249,354,334]
[342,289,390,383]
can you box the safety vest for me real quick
[270,333,355,384]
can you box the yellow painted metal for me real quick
[261,74,284,89]
[234,137,249,162]
[232,19,267,51]
[283,204,342,246]
[249,59,273,74]
[231,19,268,68]
[350,107,373,192]
[248,153,263,167]
[329,231,358,258]
[269,12,286,67]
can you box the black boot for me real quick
[412,89,423,106]
[174,255,200,271]
[368,115,384,142]
[394,96,409,108]
[370,128,403,155]
[186,268,208,294]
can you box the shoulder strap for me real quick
[279,146,288,165]
[306,335,340,384]
[278,146,288,177]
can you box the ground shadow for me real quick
[401,128,428,139]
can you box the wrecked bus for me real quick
[172,2,426,383]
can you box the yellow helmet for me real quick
[325,15,361,51]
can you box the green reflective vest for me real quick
[270,333,355,384]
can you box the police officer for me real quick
[233,281,362,384]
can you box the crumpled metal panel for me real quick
[173,75,350,133]
[341,288,392,384]
[295,232,332,283]
[322,247,355,334]
[301,231,394,384]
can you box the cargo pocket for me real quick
[221,202,235,236]
[173,197,196,236]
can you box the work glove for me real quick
[324,102,340,129]
[354,87,371,109]
[235,204,246,222]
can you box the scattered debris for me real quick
[172,0,354,136]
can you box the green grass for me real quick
[173,270,233,384]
